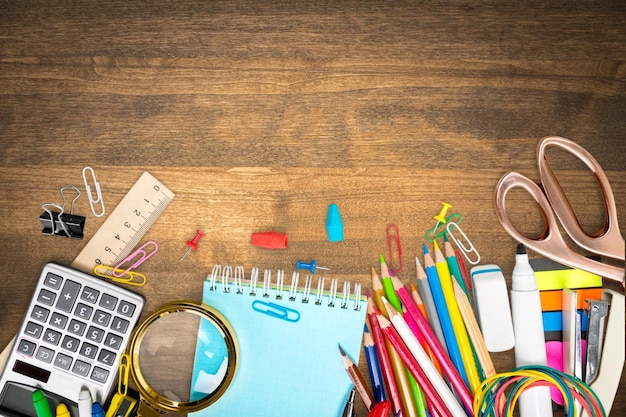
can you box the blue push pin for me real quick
[296,259,331,274]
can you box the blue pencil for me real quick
[422,243,469,388]
[363,324,387,403]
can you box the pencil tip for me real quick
[433,240,440,251]
[422,243,429,254]
[415,256,421,267]
[379,254,385,264]
[338,344,346,356]
[443,234,449,242]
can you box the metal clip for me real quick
[40,185,85,239]
[446,221,481,265]
[93,265,147,286]
[112,241,158,278]
[82,166,105,217]
[584,299,609,384]
[251,300,300,322]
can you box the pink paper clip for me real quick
[386,224,403,273]
[112,240,158,278]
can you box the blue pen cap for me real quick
[326,203,344,242]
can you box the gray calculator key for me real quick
[50,313,68,329]
[117,300,136,317]
[85,326,105,343]
[43,272,63,290]
[80,287,100,304]
[93,310,112,327]
[61,335,80,352]
[104,333,123,350]
[17,339,37,356]
[36,346,55,363]
[55,352,73,370]
[72,360,91,377]
[111,317,130,334]
[24,322,43,339]
[97,349,116,366]
[79,342,98,359]
[37,289,56,306]
[43,329,62,346]
[99,294,118,310]
[68,319,87,336]
[91,367,110,384]
[56,280,81,312]
[31,306,50,323]
[75,303,93,320]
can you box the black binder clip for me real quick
[39,185,86,239]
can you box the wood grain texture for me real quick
[0,1,624,416]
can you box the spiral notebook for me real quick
[190,265,367,417]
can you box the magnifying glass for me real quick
[125,301,238,417]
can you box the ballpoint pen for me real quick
[341,387,356,417]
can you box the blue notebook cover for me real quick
[190,269,366,417]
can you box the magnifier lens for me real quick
[130,304,237,413]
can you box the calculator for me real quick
[0,263,145,416]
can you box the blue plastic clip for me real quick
[251,300,300,322]
[326,203,344,242]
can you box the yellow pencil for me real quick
[453,279,496,378]
[432,240,481,394]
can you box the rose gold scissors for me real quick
[494,136,624,288]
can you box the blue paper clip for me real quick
[251,300,300,322]
[112,241,158,278]
[82,166,105,217]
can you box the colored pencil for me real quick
[364,324,387,402]
[453,279,496,378]
[443,235,469,297]
[390,274,474,413]
[372,268,422,417]
[454,246,473,296]
[339,345,374,410]
[432,240,481,394]
[414,256,448,354]
[367,295,403,416]
[423,244,468,386]
[379,299,468,417]
[380,255,402,310]
[409,283,443,377]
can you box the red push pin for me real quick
[179,229,205,262]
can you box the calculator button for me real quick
[43,329,62,346]
[56,280,81,313]
[24,322,43,339]
[79,342,98,359]
[75,303,93,320]
[37,289,56,306]
[31,306,50,323]
[80,287,100,304]
[43,272,63,290]
[72,360,91,377]
[85,325,105,343]
[17,339,37,356]
[117,301,136,317]
[68,319,87,336]
[93,310,112,327]
[104,333,123,350]
[91,367,110,384]
[55,352,73,370]
[61,335,80,352]
[99,294,118,310]
[97,349,116,366]
[50,313,68,329]
[111,317,130,334]
[35,346,55,363]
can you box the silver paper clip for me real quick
[446,221,481,265]
[82,166,105,217]
[112,241,158,278]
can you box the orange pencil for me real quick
[339,345,374,410]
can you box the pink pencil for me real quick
[389,275,474,413]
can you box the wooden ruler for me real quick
[72,171,175,273]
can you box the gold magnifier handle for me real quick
[136,400,163,417]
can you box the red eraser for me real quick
[251,232,288,249]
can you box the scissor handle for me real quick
[495,171,624,287]
[537,136,624,261]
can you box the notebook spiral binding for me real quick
[207,264,362,311]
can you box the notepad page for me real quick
[190,279,366,417]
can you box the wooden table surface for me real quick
[1,1,624,416]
